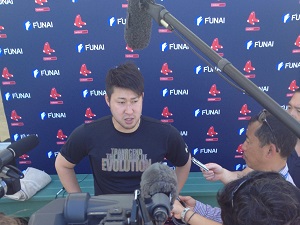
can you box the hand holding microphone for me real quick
[176,196,196,211]
[171,196,197,225]
[171,199,185,220]
[201,163,225,182]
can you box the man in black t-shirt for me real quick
[55,62,191,195]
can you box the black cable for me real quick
[54,174,90,199]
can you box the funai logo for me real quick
[239,127,246,136]
[4,92,10,101]
[4,92,31,101]
[108,17,126,26]
[82,89,106,98]
[13,133,36,142]
[24,21,53,31]
[13,133,21,141]
[161,42,189,52]
[193,147,218,154]
[195,65,202,74]
[47,151,59,159]
[40,111,67,120]
[282,13,300,23]
[277,61,300,71]
[161,88,189,97]
[0,46,23,56]
[200,148,218,154]
[235,164,247,171]
[196,16,225,26]
[194,108,221,117]
[259,86,269,92]
[0,0,14,5]
[33,69,61,78]
[246,40,274,50]
[195,65,221,74]
[77,43,105,53]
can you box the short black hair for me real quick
[249,110,297,158]
[105,61,144,100]
[217,171,300,225]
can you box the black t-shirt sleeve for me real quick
[165,124,190,166]
[60,124,90,164]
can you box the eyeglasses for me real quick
[258,109,275,134]
[231,177,251,207]
[257,109,278,152]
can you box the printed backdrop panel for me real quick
[0,0,299,174]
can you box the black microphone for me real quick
[140,162,178,224]
[124,0,153,50]
[0,135,39,168]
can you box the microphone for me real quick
[140,162,178,224]
[124,0,153,50]
[0,135,39,168]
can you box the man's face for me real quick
[242,121,270,170]
[105,87,143,133]
[287,92,300,122]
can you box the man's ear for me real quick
[266,143,277,157]
[105,94,110,107]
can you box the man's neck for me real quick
[264,158,287,173]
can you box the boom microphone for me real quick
[140,162,178,224]
[0,135,39,168]
[124,0,153,50]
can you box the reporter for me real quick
[217,171,300,225]
[202,109,297,186]
[172,171,300,225]
[176,110,297,223]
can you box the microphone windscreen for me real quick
[8,135,39,157]
[140,162,178,204]
[125,0,152,50]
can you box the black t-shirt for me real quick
[60,115,190,195]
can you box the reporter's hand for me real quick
[202,163,224,182]
[171,200,185,220]
[178,195,196,211]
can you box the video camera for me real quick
[29,190,173,225]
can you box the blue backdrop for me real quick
[1,0,299,174]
